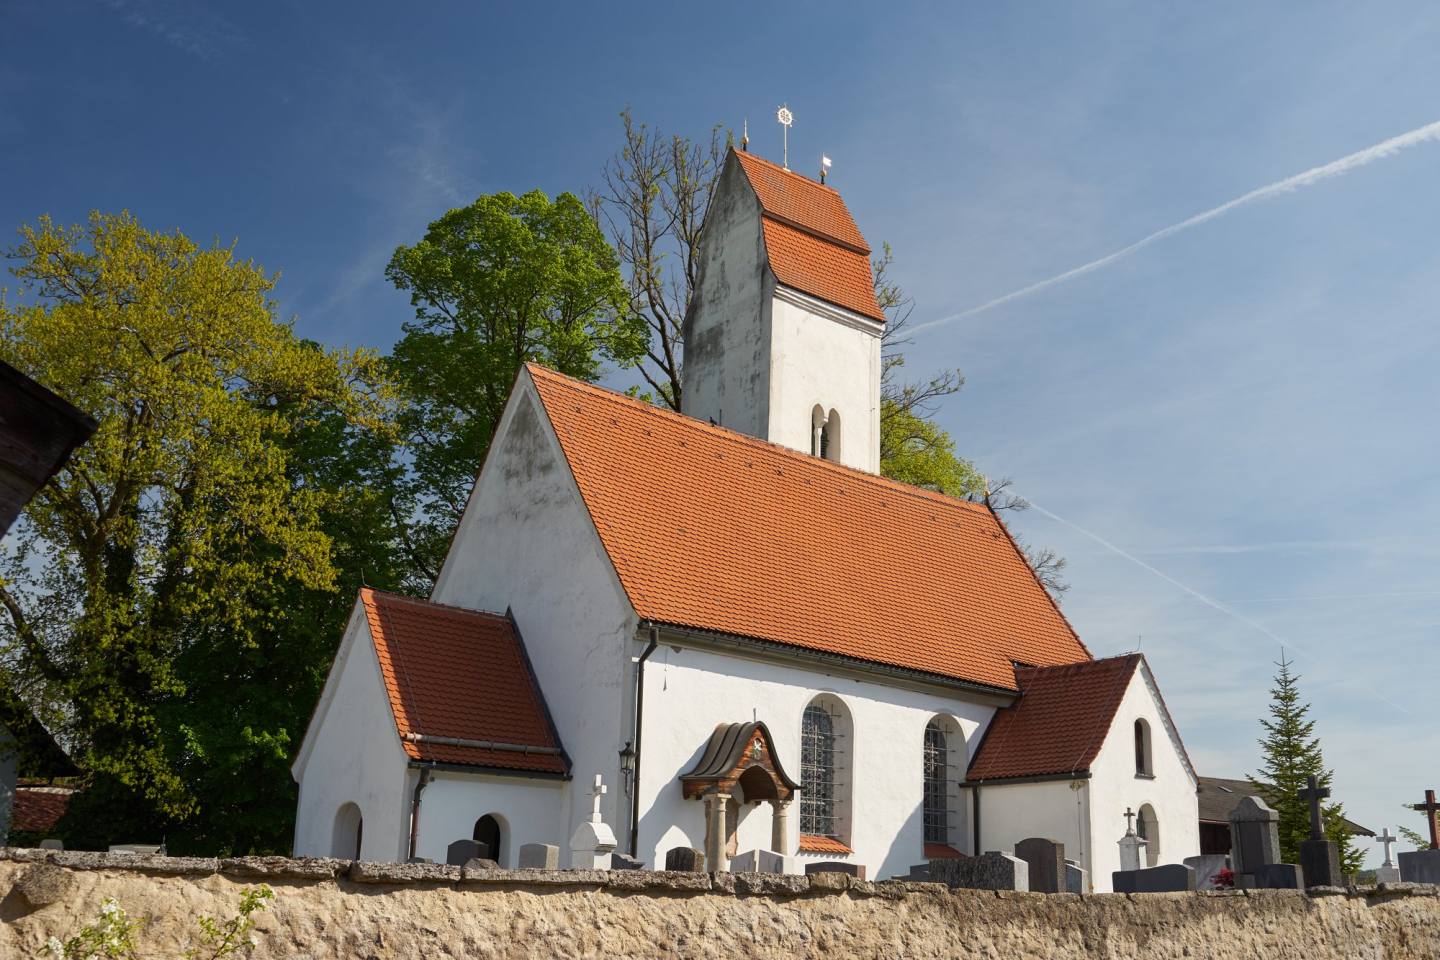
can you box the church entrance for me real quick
[680,721,800,869]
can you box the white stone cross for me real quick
[589,773,607,824]
[1123,807,1136,836]
[1377,827,1399,867]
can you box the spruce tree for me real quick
[1251,655,1362,873]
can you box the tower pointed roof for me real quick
[731,149,886,322]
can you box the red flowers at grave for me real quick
[1211,868,1236,889]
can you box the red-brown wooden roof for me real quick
[361,589,568,775]
[11,786,73,833]
[732,150,886,322]
[967,655,1142,781]
[528,365,1090,692]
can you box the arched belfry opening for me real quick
[680,721,800,870]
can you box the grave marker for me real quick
[1014,838,1065,894]
[664,847,705,872]
[1297,775,1341,887]
[1375,829,1401,884]
[927,852,1027,892]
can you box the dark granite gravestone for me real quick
[1255,863,1305,889]
[928,852,1028,891]
[804,861,866,879]
[906,863,930,881]
[1399,850,1440,884]
[1111,863,1196,893]
[1228,795,1281,881]
[665,847,706,872]
[1297,775,1342,887]
[609,853,645,870]
[446,839,490,867]
[1014,838,1065,894]
[1064,860,1086,893]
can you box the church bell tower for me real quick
[682,147,884,473]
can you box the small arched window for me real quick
[473,814,503,864]
[1134,719,1152,776]
[922,721,948,844]
[811,405,827,458]
[332,802,363,860]
[1137,803,1160,866]
[824,409,841,462]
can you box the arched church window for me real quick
[332,802,363,860]
[824,408,841,462]
[800,698,853,840]
[1135,719,1153,776]
[923,720,948,843]
[811,405,827,458]
[1137,803,1160,867]
[473,814,503,865]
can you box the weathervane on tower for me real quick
[776,104,793,170]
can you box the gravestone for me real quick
[1184,854,1229,890]
[518,843,559,870]
[804,861,866,879]
[1064,860,1086,894]
[109,843,163,855]
[609,852,644,870]
[1228,795,1281,878]
[906,863,930,881]
[1014,837,1065,894]
[1255,863,1305,889]
[665,847,706,872]
[730,849,786,873]
[1374,829,1401,884]
[1297,775,1342,887]
[1398,850,1440,884]
[446,839,490,867]
[569,774,618,869]
[1411,789,1440,850]
[39,838,63,851]
[928,852,1028,892]
[1118,808,1147,872]
[1112,863,1196,893]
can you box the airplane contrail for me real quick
[912,117,1440,334]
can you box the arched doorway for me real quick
[473,814,503,864]
[332,802,363,860]
[1137,803,1160,867]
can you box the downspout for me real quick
[971,782,982,856]
[407,765,434,861]
[629,624,660,856]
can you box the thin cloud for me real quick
[96,0,246,60]
[914,117,1440,333]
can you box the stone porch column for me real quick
[706,793,730,871]
[770,799,791,855]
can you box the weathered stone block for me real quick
[446,839,488,867]
[1015,838,1065,893]
[664,847,705,872]
[928,852,1028,892]
[14,863,74,907]
[517,843,559,870]
[609,853,644,870]
[1300,838,1342,888]
[220,856,348,879]
[804,860,865,878]
[1255,863,1305,890]
[349,860,460,884]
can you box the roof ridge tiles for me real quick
[360,586,509,621]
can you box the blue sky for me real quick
[6,0,1439,863]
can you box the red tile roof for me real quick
[11,786,73,833]
[799,834,854,855]
[966,655,1141,781]
[528,365,1089,692]
[732,150,886,323]
[361,589,568,775]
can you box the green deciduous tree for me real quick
[0,211,392,851]
[1251,655,1362,873]
[385,190,647,583]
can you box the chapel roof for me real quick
[731,150,887,322]
[1197,776,1373,835]
[526,364,1090,692]
[966,655,1142,781]
[10,785,75,834]
[361,588,568,776]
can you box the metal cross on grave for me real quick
[1412,789,1440,850]
[1376,828,1399,868]
[589,774,607,824]
[1123,807,1136,836]
[1297,774,1330,841]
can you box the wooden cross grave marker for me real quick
[1297,774,1330,841]
[1412,789,1440,850]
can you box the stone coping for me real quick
[3,848,1437,902]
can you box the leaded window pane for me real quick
[801,704,837,837]
[923,722,948,844]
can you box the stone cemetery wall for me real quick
[4,849,1440,960]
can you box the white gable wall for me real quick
[976,778,1092,879]
[292,606,412,861]
[432,375,638,860]
[411,770,565,867]
[636,638,1000,878]
[1085,666,1199,888]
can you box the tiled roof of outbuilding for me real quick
[732,150,886,322]
[361,588,568,775]
[527,364,1090,692]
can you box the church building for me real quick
[291,147,1199,888]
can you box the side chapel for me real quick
[291,146,1200,888]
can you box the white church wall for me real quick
[976,778,1092,879]
[767,288,882,473]
[292,607,412,862]
[432,376,639,863]
[681,157,771,438]
[635,640,995,878]
[1085,667,1200,888]
[412,769,565,867]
